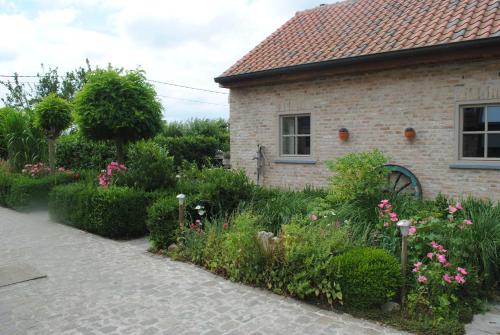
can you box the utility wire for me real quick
[158,94,227,107]
[0,74,228,95]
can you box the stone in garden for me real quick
[381,302,400,313]
[167,243,179,253]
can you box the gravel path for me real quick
[0,207,411,335]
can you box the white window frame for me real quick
[459,104,500,161]
[279,114,311,157]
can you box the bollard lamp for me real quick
[397,219,411,237]
[176,194,186,205]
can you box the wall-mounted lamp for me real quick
[404,127,416,141]
[338,128,349,141]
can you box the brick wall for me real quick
[229,57,500,200]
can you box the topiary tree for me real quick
[34,93,72,173]
[73,68,163,163]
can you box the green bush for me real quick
[147,195,179,250]
[218,212,265,283]
[326,149,388,203]
[178,166,254,218]
[332,247,402,308]
[56,133,116,170]
[49,183,158,238]
[119,140,175,191]
[155,134,220,168]
[248,187,326,233]
[161,118,229,151]
[283,217,352,303]
[0,169,75,210]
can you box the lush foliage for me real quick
[155,118,229,167]
[147,195,179,250]
[49,183,158,238]
[155,135,220,168]
[332,247,402,308]
[177,166,254,219]
[56,132,116,170]
[33,93,72,137]
[326,149,388,203]
[119,140,176,191]
[74,68,163,162]
[0,61,91,109]
[0,107,46,171]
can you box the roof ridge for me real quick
[295,0,360,15]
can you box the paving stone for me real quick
[0,208,411,335]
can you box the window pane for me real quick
[282,136,295,155]
[463,107,485,131]
[487,134,500,158]
[282,117,295,135]
[488,106,500,131]
[463,134,484,157]
[297,116,310,134]
[297,136,311,155]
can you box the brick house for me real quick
[215,0,500,200]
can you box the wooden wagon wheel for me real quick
[383,164,423,200]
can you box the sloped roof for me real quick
[217,0,500,81]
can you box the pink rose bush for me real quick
[98,161,128,187]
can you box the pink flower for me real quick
[417,275,427,283]
[223,222,229,229]
[456,202,463,210]
[412,262,423,272]
[464,219,473,225]
[310,214,318,221]
[378,203,385,209]
[380,199,389,205]
[389,212,398,222]
[383,222,390,228]
[455,274,466,284]
[437,254,447,264]
[427,252,434,260]
[457,267,468,275]
[443,273,453,283]
[448,205,457,214]
[431,241,440,249]
[409,226,416,235]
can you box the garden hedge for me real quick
[147,195,179,250]
[0,170,75,211]
[49,183,162,238]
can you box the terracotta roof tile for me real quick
[220,0,500,78]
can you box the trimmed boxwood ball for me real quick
[147,195,179,250]
[332,247,402,308]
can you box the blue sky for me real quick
[0,0,323,121]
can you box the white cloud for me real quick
[0,0,325,120]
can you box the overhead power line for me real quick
[0,74,228,95]
[158,94,227,107]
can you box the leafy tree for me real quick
[1,60,91,110]
[34,94,72,172]
[73,68,163,163]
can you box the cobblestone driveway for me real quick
[0,208,408,335]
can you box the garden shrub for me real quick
[326,149,388,203]
[119,140,176,191]
[6,173,75,210]
[0,169,75,210]
[49,183,157,238]
[147,195,179,250]
[332,247,402,308]
[218,212,265,283]
[56,133,116,170]
[248,186,327,234]
[155,135,220,168]
[282,216,352,304]
[178,166,254,219]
